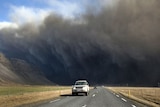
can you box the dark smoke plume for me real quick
[0,0,160,86]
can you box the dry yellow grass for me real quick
[108,87,160,107]
[0,86,71,107]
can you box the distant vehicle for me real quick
[72,80,90,96]
[94,86,97,89]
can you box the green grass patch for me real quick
[0,86,70,95]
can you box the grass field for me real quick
[108,87,160,107]
[0,85,71,107]
[0,85,70,95]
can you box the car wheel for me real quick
[72,92,76,96]
[85,92,88,96]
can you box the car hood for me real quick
[73,85,88,87]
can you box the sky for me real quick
[0,0,87,29]
[0,0,114,29]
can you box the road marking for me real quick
[131,105,136,107]
[116,95,119,97]
[121,98,127,102]
[82,104,87,107]
[92,94,96,97]
[50,99,60,103]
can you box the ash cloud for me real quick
[0,0,160,86]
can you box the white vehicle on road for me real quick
[72,80,90,96]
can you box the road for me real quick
[36,87,141,107]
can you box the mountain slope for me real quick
[0,53,52,85]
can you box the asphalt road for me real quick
[37,87,141,107]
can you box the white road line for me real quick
[116,95,119,97]
[131,104,136,107]
[92,94,96,97]
[49,99,60,103]
[121,98,127,102]
[82,104,87,107]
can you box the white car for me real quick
[72,80,90,96]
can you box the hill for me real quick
[0,53,52,85]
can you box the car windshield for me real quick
[75,82,88,85]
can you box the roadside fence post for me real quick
[128,89,130,97]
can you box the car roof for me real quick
[76,80,88,82]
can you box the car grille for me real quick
[76,87,83,89]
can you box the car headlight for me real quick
[82,86,87,91]
[72,87,76,90]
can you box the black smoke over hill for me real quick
[0,0,160,86]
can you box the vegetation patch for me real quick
[0,85,71,107]
[108,87,160,107]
